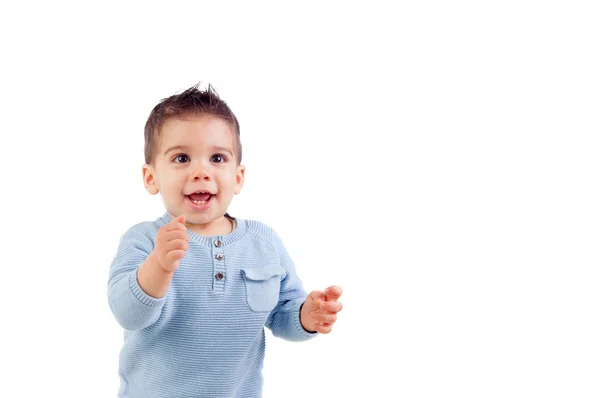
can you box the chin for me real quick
[186,214,221,224]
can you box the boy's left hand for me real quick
[300,285,343,334]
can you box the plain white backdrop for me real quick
[1,1,599,397]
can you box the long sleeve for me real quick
[107,224,166,331]
[265,231,318,341]
[111,215,317,397]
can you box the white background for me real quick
[1,1,599,397]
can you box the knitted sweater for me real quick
[107,213,316,398]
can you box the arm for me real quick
[265,232,318,342]
[137,254,175,298]
[107,227,169,331]
[108,216,189,331]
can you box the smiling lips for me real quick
[186,191,214,205]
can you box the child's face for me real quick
[142,114,245,230]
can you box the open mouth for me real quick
[186,191,214,205]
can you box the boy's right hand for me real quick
[151,215,190,272]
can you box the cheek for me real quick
[227,173,240,189]
[216,169,237,184]
[160,170,185,189]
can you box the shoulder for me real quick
[242,219,285,249]
[117,215,166,248]
[244,219,281,241]
[244,219,276,239]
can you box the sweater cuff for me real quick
[129,269,167,307]
[294,302,318,338]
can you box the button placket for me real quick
[212,237,226,293]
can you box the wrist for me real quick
[137,253,175,298]
[299,303,317,333]
[149,251,173,274]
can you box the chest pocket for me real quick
[240,264,285,312]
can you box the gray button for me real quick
[214,239,222,247]
[215,253,224,261]
[215,272,224,280]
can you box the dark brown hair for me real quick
[144,83,242,165]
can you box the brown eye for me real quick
[211,154,225,163]
[174,154,190,163]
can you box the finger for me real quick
[166,239,189,252]
[163,230,190,242]
[324,285,343,301]
[167,249,186,262]
[319,301,343,314]
[173,215,186,224]
[313,323,333,334]
[166,219,187,232]
[161,259,180,272]
[160,225,186,236]
[312,312,337,324]
[307,290,327,304]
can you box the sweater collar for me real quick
[158,212,247,248]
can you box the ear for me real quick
[233,164,246,195]
[142,163,159,195]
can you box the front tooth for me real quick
[192,199,207,204]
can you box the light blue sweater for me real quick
[107,213,316,398]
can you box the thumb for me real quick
[306,290,326,310]
[173,215,186,224]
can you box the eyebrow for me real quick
[163,145,234,156]
[211,146,234,156]
[163,145,189,156]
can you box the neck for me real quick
[185,215,233,237]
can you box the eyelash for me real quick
[172,154,227,163]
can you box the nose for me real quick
[191,162,211,181]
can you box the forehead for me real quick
[159,114,235,149]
